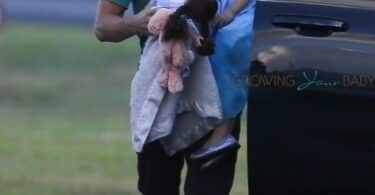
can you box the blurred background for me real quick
[0,0,248,194]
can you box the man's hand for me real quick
[133,3,157,36]
[95,0,156,42]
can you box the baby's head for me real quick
[158,0,218,55]
[175,0,218,55]
[177,0,218,24]
[162,12,189,41]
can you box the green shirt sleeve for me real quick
[110,0,131,9]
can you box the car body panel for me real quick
[248,0,375,194]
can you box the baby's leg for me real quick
[203,119,235,148]
[190,119,240,161]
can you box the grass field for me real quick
[0,23,248,195]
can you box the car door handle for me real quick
[272,14,349,37]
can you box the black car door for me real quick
[248,0,375,194]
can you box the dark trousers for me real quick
[137,115,241,195]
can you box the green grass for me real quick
[0,23,248,195]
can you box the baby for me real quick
[190,0,253,162]
[148,0,217,94]
[151,0,252,161]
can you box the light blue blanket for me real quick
[210,0,256,118]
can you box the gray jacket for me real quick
[130,36,223,156]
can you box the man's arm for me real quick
[95,0,156,42]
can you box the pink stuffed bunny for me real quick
[148,8,202,94]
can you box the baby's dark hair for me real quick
[162,0,218,56]
[162,12,189,42]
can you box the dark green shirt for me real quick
[110,0,149,13]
